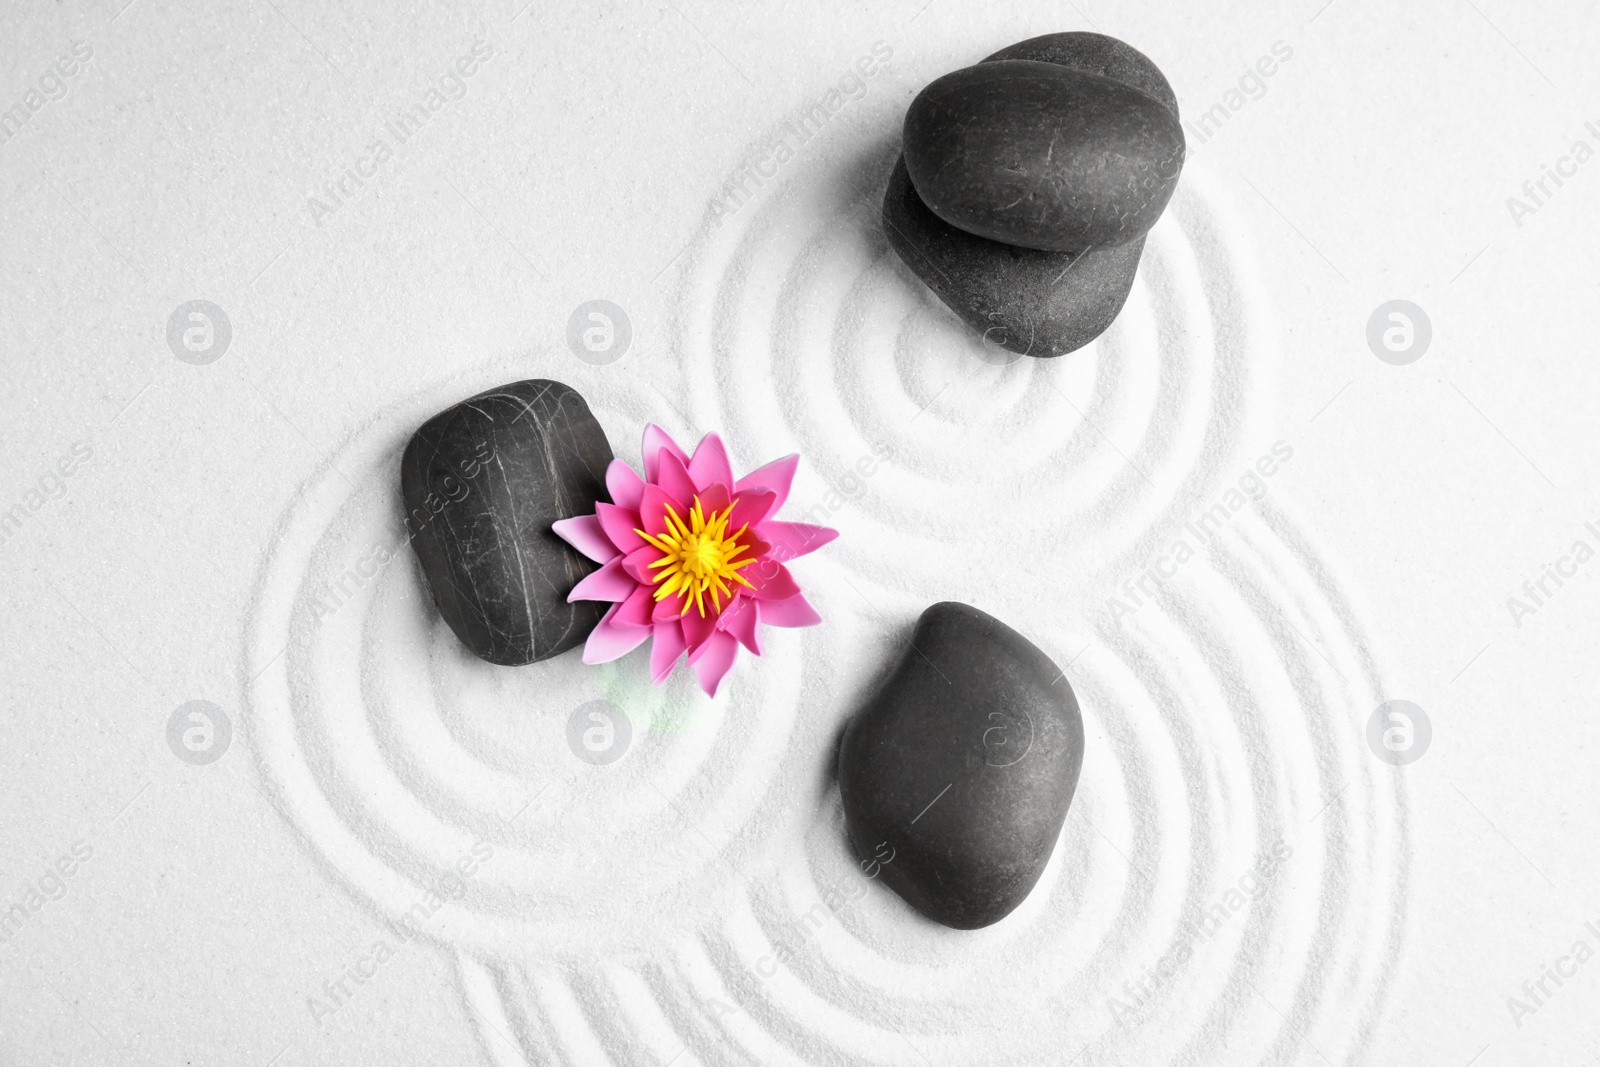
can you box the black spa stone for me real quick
[884,31,1181,357]
[882,156,1144,358]
[837,602,1085,930]
[400,379,612,665]
[983,31,1179,117]
[902,58,1184,253]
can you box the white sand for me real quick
[6,2,1597,1065]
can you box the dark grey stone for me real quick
[882,155,1144,358]
[884,32,1180,357]
[902,59,1184,253]
[401,379,612,666]
[984,31,1179,119]
[837,602,1085,930]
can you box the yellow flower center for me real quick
[635,496,756,616]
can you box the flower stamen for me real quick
[634,496,755,617]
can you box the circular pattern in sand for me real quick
[244,142,1407,1065]
[459,500,1404,1065]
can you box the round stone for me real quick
[903,59,1185,253]
[882,155,1144,358]
[837,602,1085,929]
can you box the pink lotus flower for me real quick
[552,426,837,696]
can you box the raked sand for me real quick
[6,2,1597,1065]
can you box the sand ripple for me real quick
[244,142,1405,1065]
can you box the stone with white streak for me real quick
[401,379,613,665]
